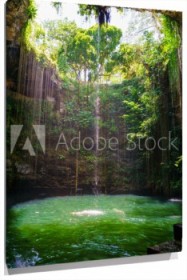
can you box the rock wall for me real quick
[6,0,64,108]
[17,49,63,107]
[6,0,29,91]
[6,0,29,43]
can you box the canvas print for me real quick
[6,0,182,270]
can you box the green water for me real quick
[6,195,182,268]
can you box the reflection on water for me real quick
[71,210,104,216]
[6,195,182,268]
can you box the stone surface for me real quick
[173,223,182,241]
[15,162,33,175]
[6,0,29,43]
[147,240,182,255]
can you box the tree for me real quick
[86,24,122,78]
[60,29,96,81]
[57,24,122,82]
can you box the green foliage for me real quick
[113,23,182,195]
[57,23,122,81]
[160,15,181,100]
[64,101,94,129]
[106,43,140,78]
[161,15,180,52]
[59,28,96,79]
[51,2,62,14]
[21,19,57,67]
[79,5,99,17]
[78,4,123,24]
[174,156,182,168]
[53,22,94,80]
[87,24,122,72]
[13,6,182,196]
[43,19,77,45]
[58,154,65,160]
[26,0,37,19]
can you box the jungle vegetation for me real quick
[7,1,182,198]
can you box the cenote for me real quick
[6,0,182,271]
[6,195,182,268]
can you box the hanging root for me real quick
[97,6,111,26]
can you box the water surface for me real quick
[6,195,182,268]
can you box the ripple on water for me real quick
[71,210,104,216]
[6,195,182,268]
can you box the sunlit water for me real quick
[6,195,182,268]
